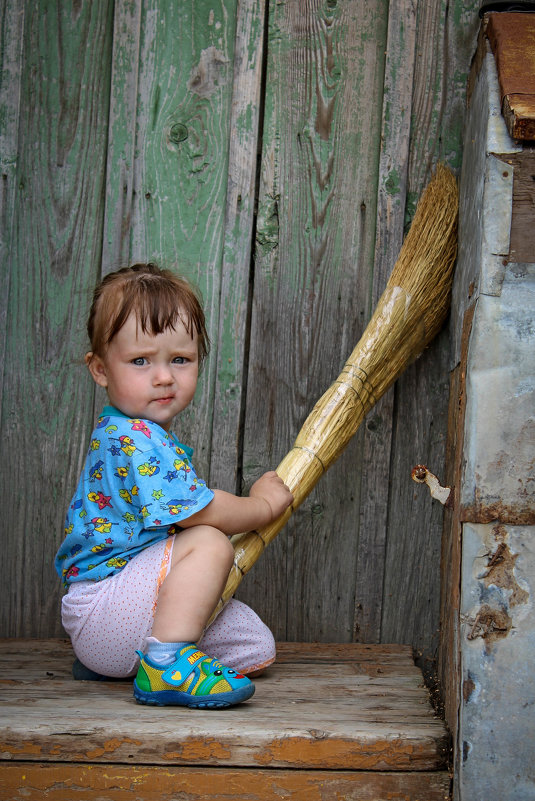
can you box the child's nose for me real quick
[153,364,173,385]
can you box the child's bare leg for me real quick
[151,525,234,644]
[134,527,254,708]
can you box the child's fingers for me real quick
[251,472,294,512]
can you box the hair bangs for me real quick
[135,279,192,339]
[87,263,210,364]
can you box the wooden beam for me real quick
[486,11,535,140]
[210,0,266,493]
[502,93,535,141]
[1,763,452,801]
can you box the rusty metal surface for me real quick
[452,36,535,801]
[460,522,535,798]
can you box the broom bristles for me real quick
[209,165,458,623]
[391,164,458,341]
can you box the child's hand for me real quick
[180,471,293,533]
[249,471,294,521]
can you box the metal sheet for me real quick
[455,32,535,801]
[460,522,535,800]
[461,265,535,525]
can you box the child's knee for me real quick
[199,598,276,674]
[193,524,235,567]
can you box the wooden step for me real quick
[0,639,451,800]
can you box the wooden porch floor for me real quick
[0,639,450,800]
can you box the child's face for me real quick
[88,312,199,431]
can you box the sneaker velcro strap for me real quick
[161,645,211,686]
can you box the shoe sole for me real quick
[133,681,255,709]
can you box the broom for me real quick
[210,164,458,624]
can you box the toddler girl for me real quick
[55,263,293,709]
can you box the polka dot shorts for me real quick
[61,537,275,678]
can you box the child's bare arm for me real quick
[179,471,293,535]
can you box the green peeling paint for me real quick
[384,167,401,196]
[255,193,280,252]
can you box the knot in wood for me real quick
[169,123,188,144]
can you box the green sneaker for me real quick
[133,643,255,709]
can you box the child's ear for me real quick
[86,352,108,388]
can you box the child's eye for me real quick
[131,357,146,366]
[172,356,187,365]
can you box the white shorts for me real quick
[61,537,275,678]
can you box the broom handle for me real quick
[207,166,457,625]
[209,285,430,623]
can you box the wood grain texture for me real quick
[210,0,266,493]
[354,0,418,644]
[508,152,535,262]
[0,0,114,637]
[0,637,418,676]
[502,94,535,141]
[0,639,449,772]
[0,1,25,413]
[439,365,463,734]
[381,332,451,684]
[0,763,452,801]
[122,0,239,478]
[238,0,389,643]
[379,0,480,681]
[101,0,142,271]
[439,306,472,739]
[486,11,535,140]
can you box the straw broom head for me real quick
[209,165,458,623]
[389,163,458,342]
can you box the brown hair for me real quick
[87,263,209,363]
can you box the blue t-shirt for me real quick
[55,407,214,587]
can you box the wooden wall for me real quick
[0,0,479,681]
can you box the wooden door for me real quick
[0,0,480,682]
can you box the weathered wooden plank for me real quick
[406,1,480,196]
[0,715,448,770]
[380,0,480,682]
[0,673,445,709]
[439,306,473,738]
[0,707,448,771]
[0,641,449,771]
[101,0,142,270]
[124,0,239,477]
[354,0,418,644]
[381,337,451,683]
[0,1,114,637]
[502,94,535,141]
[0,638,417,677]
[486,11,535,141]
[210,0,266,492]
[0,1,25,413]
[508,151,535,262]
[238,0,389,643]
[0,763,452,801]
[277,640,415,664]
